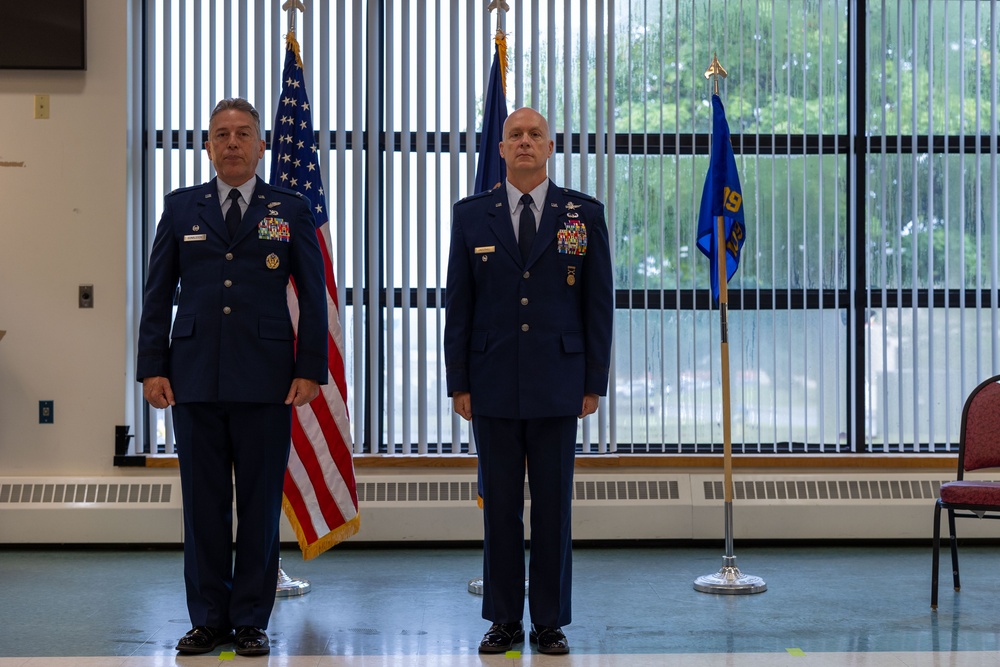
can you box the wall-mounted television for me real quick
[0,0,86,70]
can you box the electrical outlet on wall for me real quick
[79,285,93,308]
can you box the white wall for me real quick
[0,1,130,476]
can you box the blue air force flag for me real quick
[473,33,508,194]
[696,94,745,301]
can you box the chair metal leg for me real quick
[931,500,942,609]
[947,508,961,592]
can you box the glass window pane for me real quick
[614,309,846,451]
[612,154,847,291]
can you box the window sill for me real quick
[121,452,957,472]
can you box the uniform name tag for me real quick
[474,245,496,254]
[183,234,207,242]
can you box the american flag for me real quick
[270,31,359,559]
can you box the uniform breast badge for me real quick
[567,265,577,286]
[258,217,291,242]
[265,253,280,269]
[558,221,588,256]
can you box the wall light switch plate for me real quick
[34,94,50,119]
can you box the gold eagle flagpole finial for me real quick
[704,52,728,96]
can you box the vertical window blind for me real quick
[130,0,998,459]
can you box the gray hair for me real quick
[209,98,262,139]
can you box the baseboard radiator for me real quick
[1,472,996,544]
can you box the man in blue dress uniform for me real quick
[137,98,328,656]
[444,107,614,655]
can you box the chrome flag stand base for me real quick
[694,502,766,595]
[693,555,767,595]
[468,577,529,596]
[276,558,311,597]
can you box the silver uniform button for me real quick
[223,306,232,315]
[224,280,233,288]
[523,271,530,279]
[520,297,528,305]
[521,324,529,332]
[225,252,234,260]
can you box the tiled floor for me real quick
[1,544,998,665]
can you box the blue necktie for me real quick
[518,193,535,262]
[225,188,242,238]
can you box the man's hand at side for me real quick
[579,393,599,419]
[143,376,176,409]
[285,378,321,407]
[453,391,472,421]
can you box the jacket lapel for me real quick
[486,186,521,262]
[526,179,561,268]
[233,176,268,245]
[196,179,229,241]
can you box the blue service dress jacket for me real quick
[137,176,328,400]
[444,180,614,417]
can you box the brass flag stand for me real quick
[692,55,766,596]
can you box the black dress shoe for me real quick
[530,624,569,654]
[234,625,270,656]
[478,621,524,653]
[175,626,232,654]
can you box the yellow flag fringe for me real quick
[286,31,305,68]
[495,29,508,94]
[283,494,361,561]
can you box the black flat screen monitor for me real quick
[0,0,86,70]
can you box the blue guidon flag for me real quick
[696,94,745,301]
[473,29,508,194]
[469,27,509,508]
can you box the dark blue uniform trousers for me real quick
[172,402,291,630]
[474,414,578,628]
